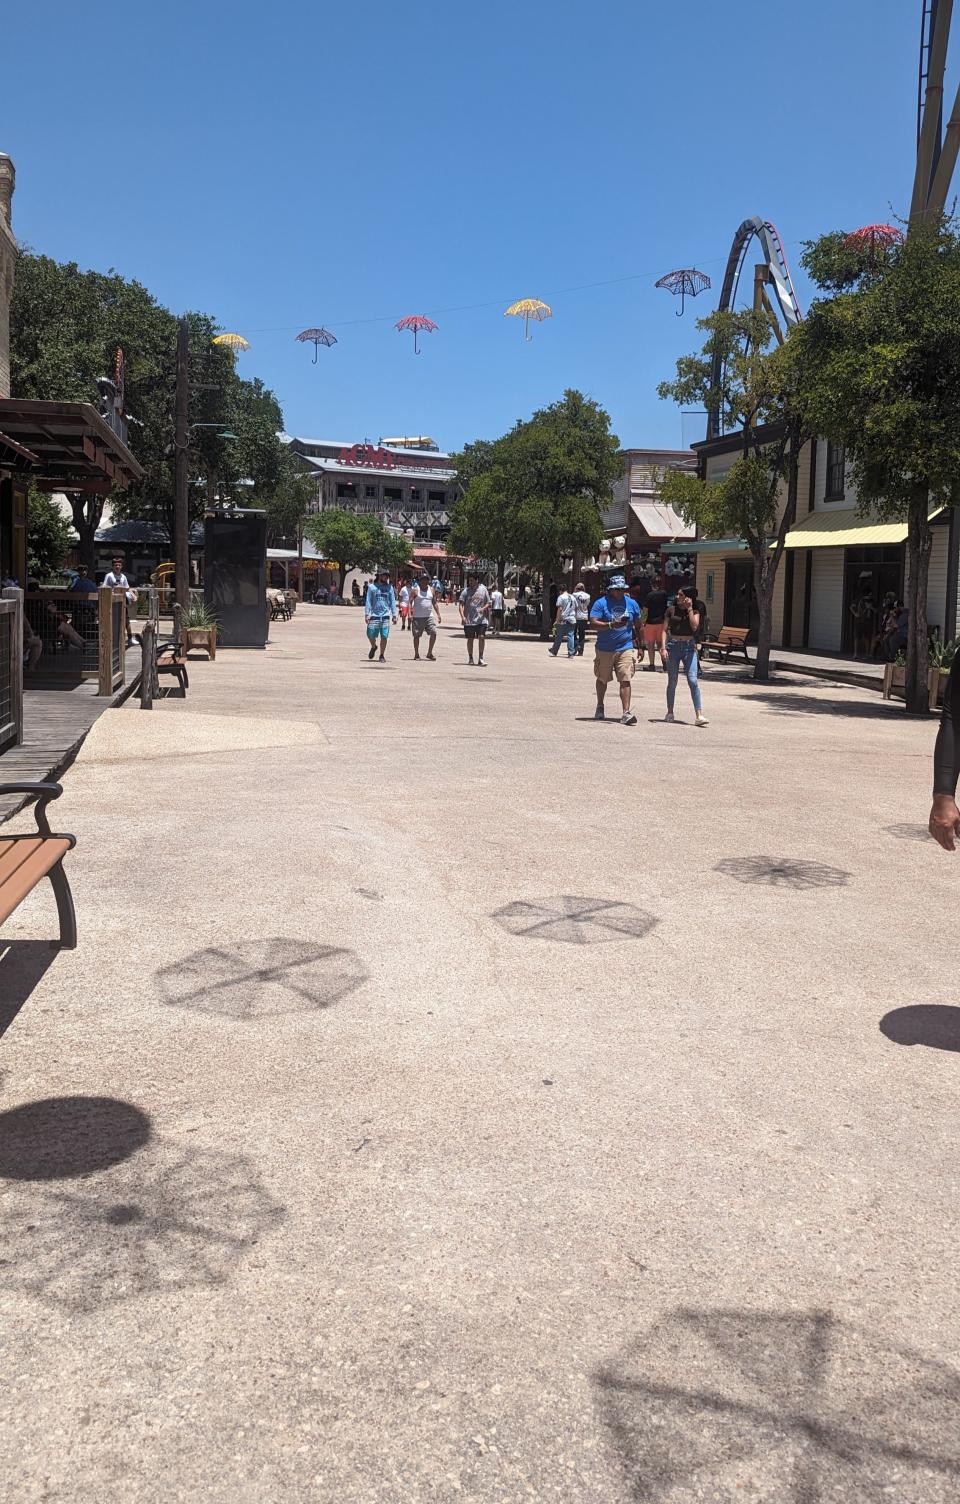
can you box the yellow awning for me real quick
[782,508,942,549]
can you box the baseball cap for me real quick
[608,574,627,589]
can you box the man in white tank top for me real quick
[409,574,441,660]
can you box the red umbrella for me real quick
[843,224,904,256]
[395,314,438,355]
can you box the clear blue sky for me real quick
[4,0,931,453]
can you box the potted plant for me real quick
[180,599,218,660]
[927,636,957,709]
[882,651,907,700]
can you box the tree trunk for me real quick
[571,547,583,586]
[339,563,348,600]
[68,494,102,576]
[497,557,505,593]
[752,553,775,680]
[540,572,553,639]
[905,483,933,713]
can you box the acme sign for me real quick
[337,443,398,470]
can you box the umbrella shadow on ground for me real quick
[594,1306,960,1502]
[736,691,900,720]
[880,1004,960,1052]
[714,857,851,890]
[155,937,367,1020]
[0,1095,151,1179]
[0,1113,285,1313]
[492,896,658,945]
[0,941,59,1039]
[883,823,933,843]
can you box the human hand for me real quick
[930,796,960,850]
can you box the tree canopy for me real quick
[9,250,295,560]
[303,510,411,594]
[448,390,620,579]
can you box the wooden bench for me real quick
[702,625,751,663]
[156,638,189,695]
[0,782,77,948]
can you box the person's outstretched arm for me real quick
[930,654,960,849]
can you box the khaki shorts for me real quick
[594,648,636,684]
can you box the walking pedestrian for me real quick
[410,572,441,660]
[548,583,577,658]
[490,584,505,637]
[571,581,591,656]
[589,575,641,725]
[398,581,411,630]
[459,570,492,666]
[664,585,708,726]
[364,567,397,662]
[640,585,668,671]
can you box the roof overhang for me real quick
[0,429,39,471]
[0,399,143,493]
[629,500,696,540]
[782,507,945,549]
[662,539,749,554]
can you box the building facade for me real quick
[285,436,457,543]
[592,447,697,595]
[692,430,959,653]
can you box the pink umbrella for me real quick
[395,314,438,355]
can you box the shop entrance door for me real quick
[724,559,759,637]
[841,545,904,652]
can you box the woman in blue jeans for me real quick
[665,586,709,727]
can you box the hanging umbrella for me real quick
[295,327,338,364]
[843,224,904,258]
[395,315,438,355]
[212,332,250,354]
[504,298,552,341]
[654,269,711,317]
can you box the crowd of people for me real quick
[849,587,910,661]
[356,567,709,726]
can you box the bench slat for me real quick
[0,837,72,925]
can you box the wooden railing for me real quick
[0,588,24,752]
[22,587,128,695]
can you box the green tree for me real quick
[657,308,807,680]
[449,391,620,633]
[25,487,76,579]
[786,220,960,711]
[303,510,393,598]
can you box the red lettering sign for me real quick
[337,444,397,470]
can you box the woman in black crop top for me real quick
[664,587,708,727]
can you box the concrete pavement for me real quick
[1,605,959,1502]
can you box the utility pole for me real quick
[174,317,190,608]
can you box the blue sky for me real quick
[4,0,931,453]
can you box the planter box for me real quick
[882,662,949,709]
[181,626,217,660]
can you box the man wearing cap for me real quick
[364,567,398,662]
[589,574,641,725]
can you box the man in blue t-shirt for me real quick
[588,574,641,725]
[364,568,398,661]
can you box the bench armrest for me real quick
[0,781,66,838]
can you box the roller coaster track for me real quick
[706,217,803,439]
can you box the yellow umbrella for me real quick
[504,298,552,342]
[213,332,250,354]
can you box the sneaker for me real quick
[665,710,675,722]
[594,704,605,720]
[368,645,377,660]
[478,657,487,667]
[548,649,559,657]
[621,711,637,726]
[696,712,709,727]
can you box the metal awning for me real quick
[782,508,943,549]
[662,539,749,554]
[0,399,143,493]
[629,500,695,540]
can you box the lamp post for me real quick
[174,318,190,609]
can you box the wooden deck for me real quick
[0,643,141,824]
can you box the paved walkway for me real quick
[1,607,958,1502]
